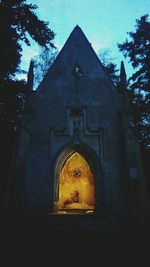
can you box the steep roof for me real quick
[37,25,116,94]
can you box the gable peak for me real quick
[69,25,87,38]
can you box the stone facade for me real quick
[7,26,147,219]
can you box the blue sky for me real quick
[21,0,150,80]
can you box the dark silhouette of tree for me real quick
[118,14,150,149]
[104,62,119,86]
[33,45,58,89]
[0,0,55,209]
[0,79,28,209]
[0,0,55,82]
[99,48,119,86]
[0,0,56,130]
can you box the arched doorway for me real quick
[54,148,95,213]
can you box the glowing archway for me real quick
[58,152,94,212]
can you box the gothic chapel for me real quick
[6,26,147,227]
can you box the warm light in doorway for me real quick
[58,152,94,212]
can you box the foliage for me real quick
[0,0,55,81]
[98,48,119,86]
[104,62,119,86]
[0,0,55,131]
[0,79,27,131]
[118,14,150,148]
[33,45,58,89]
[0,1,56,198]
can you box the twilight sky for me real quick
[21,0,150,80]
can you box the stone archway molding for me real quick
[53,143,103,213]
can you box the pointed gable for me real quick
[37,25,115,94]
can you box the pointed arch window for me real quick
[58,152,94,212]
